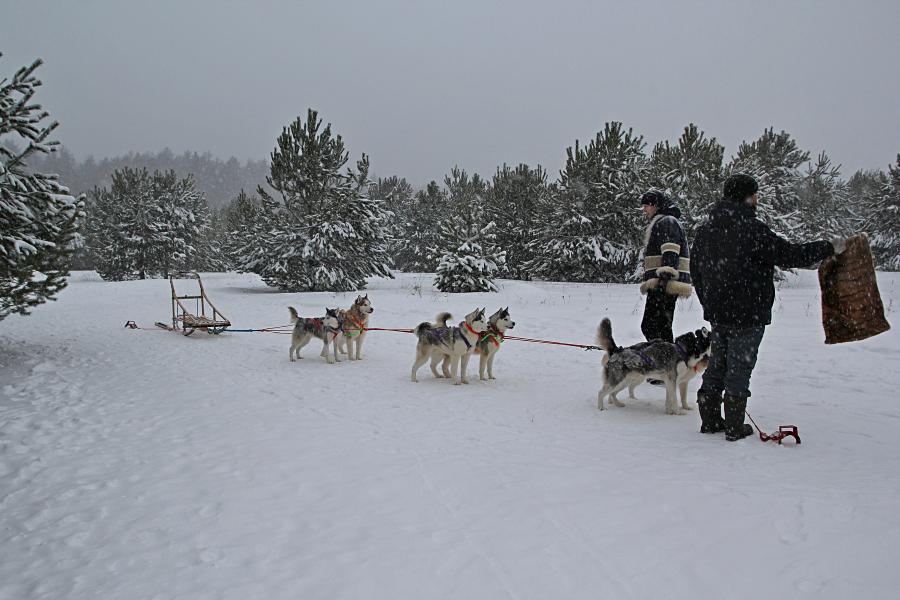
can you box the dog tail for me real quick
[288,306,300,324]
[434,312,452,327]
[596,318,621,354]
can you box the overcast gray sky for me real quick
[3,0,899,183]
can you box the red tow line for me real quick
[503,335,601,351]
[745,411,801,445]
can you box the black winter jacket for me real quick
[640,205,692,297]
[690,201,833,328]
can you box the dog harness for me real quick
[480,326,504,348]
[423,326,469,349]
[631,342,659,370]
[308,317,341,341]
[343,314,367,338]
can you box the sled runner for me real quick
[168,273,231,336]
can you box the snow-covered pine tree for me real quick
[393,180,445,272]
[233,189,281,281]
[1,56,83,321]
[434,167,505,293]
[862,155,900,270]
[151,170,221,276]
[252,109,393,291]
[367,175,413,269]
[647,123,724,238]
[795,152,854,240]
[86,168,219,279]
[335,154,393,285]
[86,167,152,280]
[728,128,809,242]
[219,189,263,270]
[484,163,552,280]
[528,122,646,283]
[435,222,505,293]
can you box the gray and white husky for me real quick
[410,308,487,385]
[288,306,343,364]
[596,318,710,414]
[476,307,515,381]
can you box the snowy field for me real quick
[1,270,898,600]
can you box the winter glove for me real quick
[830,237,848,255]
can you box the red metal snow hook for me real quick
[745,411,801,445]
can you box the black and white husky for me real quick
[410,309,487,385]
[596,318,710,414]
[477,307,515,381]
[288,306,343,364]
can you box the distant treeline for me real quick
[24,146,269,210]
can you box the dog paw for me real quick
[489,375,496,380]
[611,400,625,407]
[460,379,469,384]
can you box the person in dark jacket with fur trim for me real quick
[691,173,846,441]
[639,190,692,344]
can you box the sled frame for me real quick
[169,273,231,336]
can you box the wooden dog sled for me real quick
[159,273,231,336]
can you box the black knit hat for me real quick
[639,189,671,208]
[723,174,759,202]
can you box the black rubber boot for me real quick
[723,394,755,442]
[697,390,726,434]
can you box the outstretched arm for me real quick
[764,227,834,269]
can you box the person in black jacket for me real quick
[639,190,693,344]
[690,173,845,441]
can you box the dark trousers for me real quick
[699,324,766,399]
[641,289,677,342]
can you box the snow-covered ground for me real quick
[1,270,898,600]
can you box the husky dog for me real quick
[476,307,515,381]
[411,309,487,385]
[337,294,374,361]
[596,318,710,414]
[288,306,343,364]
